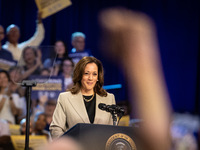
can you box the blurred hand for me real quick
[36,49,43,68]
[99,8,156,67]
[36,57,42,67]
[4,84,12,96]
[99,7,171,150]
[36,49,42,59]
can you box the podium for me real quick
[63,123,142,150]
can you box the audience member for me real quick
[33,112,49,139]
[0,119,10,136]
[59,57,74,91]
[44,100,56,131]
[99,7,172,150]
[9,66,25,96]
[40,68,51,76]
[32,94,47,118]
[2,12,45,62]
[19,117,49,150]
[0,25,15,72]
[170,113,199,150]
[20,118,33,135]
[0,25,14,61]
[9,66,26,122]
[68,32,92,65]
[0,119,13,150]
[0,70,22,124]
[21,46,43,80]
[31,97,56,132]
[44,40,68,69]
[20,114,49,139]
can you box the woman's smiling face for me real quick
[81,63,98,94]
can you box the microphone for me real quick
[98,103,114,113]
[98,103,125,114]
[111,105,125,115]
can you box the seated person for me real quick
[9,66,26,122]
[0,119,10,136]
[0,70,22,124]
[33,112,49,139]
[58,57,74,91]
[20,118,33,135]
[68,32,92,65]
[44,100,56,131]
[0,25,15,62]
[0,25,16,71]
[40,68,51,76]
[21,46,43,80]
[20,113,49,139]
[43,40,68,69]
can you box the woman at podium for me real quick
[50,56,116,139]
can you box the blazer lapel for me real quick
[94,94,107,124]
[68,91,90,123]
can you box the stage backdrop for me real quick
[0,0,200,114]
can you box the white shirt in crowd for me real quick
[0,93,25,124]
[2,23,45,61]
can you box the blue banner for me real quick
[31,76,65,100]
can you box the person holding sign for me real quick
[2,11,45,62]
[50,56,116,139]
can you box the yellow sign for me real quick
[118,115,130,126]
[9,124,21,135]
[11,135,47,150]
[35,0,72,18]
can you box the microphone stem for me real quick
[112,113,117,126]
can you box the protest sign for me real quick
[11,135,47,150]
